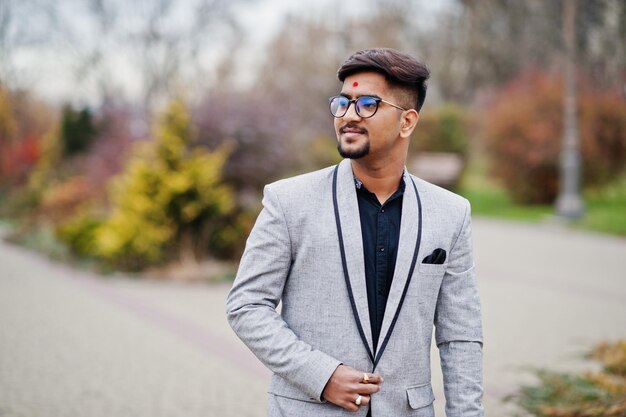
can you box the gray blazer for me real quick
[226,159,483,417]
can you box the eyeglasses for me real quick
[329,95,408,118]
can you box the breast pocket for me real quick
[418,263,447,276]
[410,263,446,303]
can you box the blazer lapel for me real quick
[375,171,422,360]
[334,159,375,358]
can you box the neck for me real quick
[351,155,406,204]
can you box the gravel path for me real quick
[1,218,624,416]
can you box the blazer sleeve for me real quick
[434,199,484,417]
[226,185,341,402]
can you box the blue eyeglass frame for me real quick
[329,95,407,118]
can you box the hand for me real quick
[322,365,384,412]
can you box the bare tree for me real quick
[79,0,247,112]
[0,0,64,88]
[421,0,625,102]
[2,0,248,113]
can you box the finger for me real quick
[343,394,368,411]
[342,401,359,412]
[358,383,381,395]
[363,373,384,384]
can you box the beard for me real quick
[337,140,370,159]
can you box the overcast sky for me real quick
[4,0,452,106]
[8,0,299,104]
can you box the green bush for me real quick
[6,222,72,262]
[410,103,470,157]
[509,340,626,416]
[483,70,626,204]
[303,135,342,171]
[56,210,103,258]
[60,105,97,156]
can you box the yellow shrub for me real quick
[93,100,235,270]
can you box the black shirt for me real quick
[355,176,405,352]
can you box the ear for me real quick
[399,109,419,139]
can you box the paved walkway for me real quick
[0,219,625,416]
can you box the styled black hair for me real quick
[337,48,430,112]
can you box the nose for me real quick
[342,102,362,121]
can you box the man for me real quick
[226,48,483,417]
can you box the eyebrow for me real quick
[339,92,382,100]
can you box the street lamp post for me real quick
[556,0,584,219]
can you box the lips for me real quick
[339,124,367,140]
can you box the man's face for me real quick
[334,71,405,160]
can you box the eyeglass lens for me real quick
[330,96,379,118]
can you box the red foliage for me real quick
[483,70,626,204]
[40,176,95,223]
[579,91,626,186]
[0,134,41,186]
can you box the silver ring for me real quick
[355,395,362,406]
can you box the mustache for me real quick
[339,123,367,134]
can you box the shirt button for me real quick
[381,209,385,213]
[380,247,385,252]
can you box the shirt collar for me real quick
[354,170,407,190]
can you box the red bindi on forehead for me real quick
[352,81,359,87]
